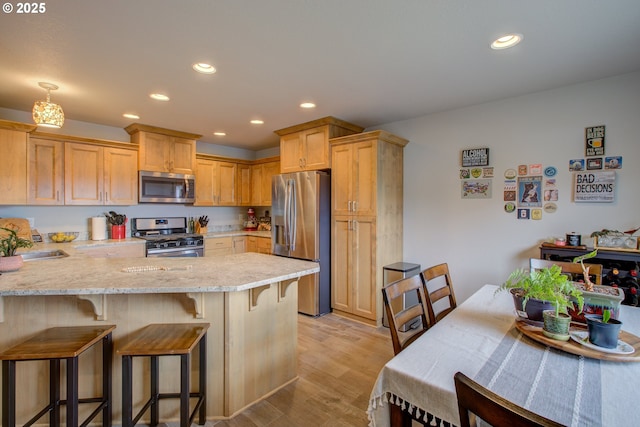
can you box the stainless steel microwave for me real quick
[139,171,195,203]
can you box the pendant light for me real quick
[32,82,65,128]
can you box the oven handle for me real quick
[147,247,204,257]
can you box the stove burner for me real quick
[131,217,205,256]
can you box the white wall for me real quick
[375,72,640,303]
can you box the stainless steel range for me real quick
[131,217,204,257]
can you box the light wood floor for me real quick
[211,313,394,427]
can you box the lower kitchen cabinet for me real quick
[331,216,376,320]
[247,236,272,254]
[205,236,233,257]
[75,242,145,258]
[233,236,246,253]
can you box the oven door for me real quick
[147,247,204,257]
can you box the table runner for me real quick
[474,327,602,426]
[368,284,640,427]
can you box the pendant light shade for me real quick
[32,82,64,128]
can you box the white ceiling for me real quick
[1,0,639,151]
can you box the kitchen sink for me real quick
[21,249,69,261]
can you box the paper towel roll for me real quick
[91,216,107,241]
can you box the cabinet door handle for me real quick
[56,190,60,202]
[348,201,352,211]
[105,192,108,203]
[353,201,357,212]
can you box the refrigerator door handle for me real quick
[289,178,297,251]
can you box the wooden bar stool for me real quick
[0,325,116,427]
[118,323,209,427]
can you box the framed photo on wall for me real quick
[518,176,542,207]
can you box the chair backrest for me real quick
[421,263,457,325]
[382,274,431,355]
[529,258,602,285]
[454,372,565,427]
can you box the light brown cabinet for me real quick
[237,163,252,206]
[75,243,145,258]
[247,236,271,254]
[233,236,246,253]
[205,236,233,257]
[28,138,64,205]
[274,117,363,173]
[0,121,36,205]
[251,158,280,206]
[330,131,408,325]
[125,123,200,174]
[195,158,238,206]
[64,142,138,206]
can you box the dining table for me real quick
[368,284,640,427]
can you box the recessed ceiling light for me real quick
[490,33,523,50]
[150,93,170,101]
[300,102,316,109]
[123,113,140,120]
[250,119,264,125]
[213,131,226,136]
[193,63,216,74]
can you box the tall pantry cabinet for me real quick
[330,130,408,326]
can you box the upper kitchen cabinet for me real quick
[329,130,408,326]
[194,156,238,206]
[125,123,201,174]
[0,120,36,205]
[28,138,64,205]
[64,142,138,205]
[274,117,363,173]
[237,163,252,206]
[251,157,280,206]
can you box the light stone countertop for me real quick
[0,252,319,296]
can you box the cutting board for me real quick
[0,218,33,241]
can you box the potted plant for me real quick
[0,226,34,272]
[105,211,127,240]
[569,249,624,322]
[497,264,584,340]
[585,309,623,349]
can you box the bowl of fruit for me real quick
[49,232,79,243]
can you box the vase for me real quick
[585,314,622,349]
[542,310,571,341]
[111,225,126,240]
[0,255,24,272]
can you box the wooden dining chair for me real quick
[529,258,603,285]
[421,263,457,325]
[454,372,565,427]
[382,274,431,355]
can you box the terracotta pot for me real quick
[0,255,24,272]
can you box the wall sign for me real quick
[585,125,605,157]
[573,171,616,203]
[461,148,489,167]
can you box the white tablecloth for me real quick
[368,284,640,427]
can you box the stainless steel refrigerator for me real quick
[272,171,331,316]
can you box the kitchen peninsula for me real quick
[0,251,319,422]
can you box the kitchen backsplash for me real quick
[0,205,271,241]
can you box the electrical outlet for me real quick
[238,214,245,222]
[26,217,35,228]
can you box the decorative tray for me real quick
[514,320,640,362]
